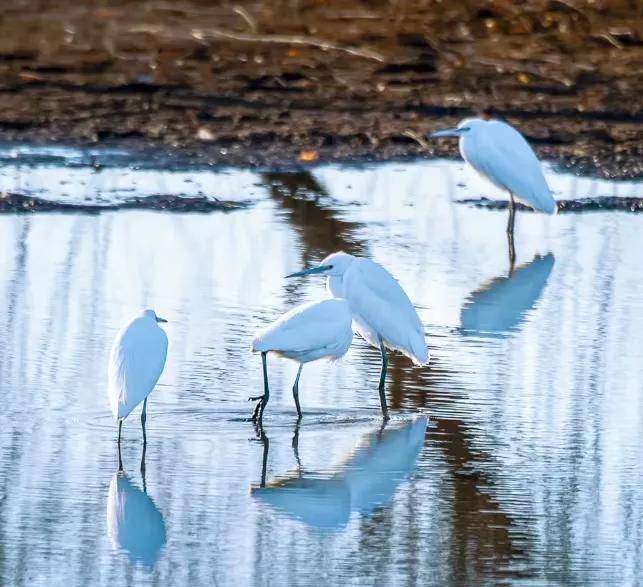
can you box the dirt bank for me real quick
[0,0,641,177]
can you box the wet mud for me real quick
[460,196,643,212]
[0,192,244,213]
[0,1,641,177]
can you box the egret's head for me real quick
[286,251,355,279]
[430,118,487,138]
[143,308,168,323]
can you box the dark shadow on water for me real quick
[261,170,367,306]
[459,253,555,338]
[384,355,535,579]
[261,171,366,258]
[433,418,533,582]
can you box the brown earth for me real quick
[0,0,641,177]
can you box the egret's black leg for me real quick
[292,364,303,419]
[378,339,390,421]
[250,352,270,423]
[117,420,123,471]
[141,397,148,446]
[507,193,516,275]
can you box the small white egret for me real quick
[431,118,557,269]
[108,309,168,452]
[251,298,353,421]
[287,252,429,419]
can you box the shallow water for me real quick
[0,147,642,586]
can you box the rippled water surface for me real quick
[1,146,642,586]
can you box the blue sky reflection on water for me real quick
[0,147,642,585]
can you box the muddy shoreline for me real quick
[0,1,641,178]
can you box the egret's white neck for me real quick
[327,275,344,299]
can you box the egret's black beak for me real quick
[430,127,460,138]
[156,316,168,323]
[286,265,332,278]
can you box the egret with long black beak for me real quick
[287,252,429,419]
[431,118,557,270]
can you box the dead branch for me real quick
[191,28,385,63]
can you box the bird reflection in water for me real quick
[251,416,427,531]
[460,253,555,338]
[106,452,167,567]
[264,168,528,570]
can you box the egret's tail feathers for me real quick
[541,198,558,215]
[108,383,122,421]
[546,193,559,215]
[408,333,429,366]
[251,335,268,353]
[532,191,557,215]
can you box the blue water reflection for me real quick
[106,470,167,567]
[252,417,427,531]
[459,253,555,337]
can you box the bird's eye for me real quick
[329,265,334,269]
[461,127,470,132]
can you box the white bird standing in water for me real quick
[287,252,429,419]
[251,298,353,422]
[108,309,168,451]
[430,118,557,269]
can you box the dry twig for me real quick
[191,28,385,63]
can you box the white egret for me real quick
[287,252,429,419]
[108,309,168,452]
[251,298,353,421]
[431,118,557,269]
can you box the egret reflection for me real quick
[255,471,352,531]
[460,253,554,338]
[252,416,427,531]
[106,469,167,567]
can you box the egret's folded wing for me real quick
[346,259,428,364]
[253,299,352,353]
[108,320,168,418]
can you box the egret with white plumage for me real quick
[108,309,168,454]
[287,252,429,419]
[430,118,557,269]
[251,298,353,422]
